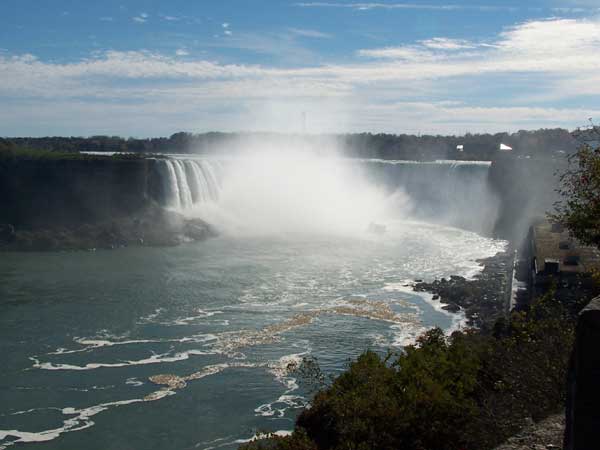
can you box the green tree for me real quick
[552,126,600,248]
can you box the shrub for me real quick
[242,293,576,450]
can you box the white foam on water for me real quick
[234,430,293,445]
[0,389,175,450]
[31,349,215,371]
[253,353,309,418]
[384,281,468,342]
[7,407,62,417]
[161,309,224,326]
[210,313,320,358]
[137,307,165,324]
[45,333,218,356]
[65,385,115,393]
[137,307,224,326]
[150,361,265,392]
[390,323,429,347]
[194,435,235,450]
[254,395,306,418]
[194,430,291,450]
[268,353,305,392]
[327,297,420,325]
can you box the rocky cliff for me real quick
[0,157,160,228]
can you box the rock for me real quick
[0,204,218,252]
[494,414,565,450]
[183,219,216,241]
[96,229,118,249]
[0,223,16,243]
[149,374,187,390]
[413,250,514,327]
[442,303,461,313]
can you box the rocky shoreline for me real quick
[493,414,564,450]
[0,206,217,252]
[413,250,515,328]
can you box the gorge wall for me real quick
[0,154,566,244]
[0,158,157,228]
[488,156,566,244]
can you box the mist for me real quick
[164,135,504,239]
[190,141,411,237]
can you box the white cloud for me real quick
[6,18,600,85]
[221,22,233,36]
[295,2,597,13]
[552,7,587,13]
[355,18,600,79]
[3,17,600,134]
[295,2,518,12]
[296,2,457,10]
[357,46,434,61]
[133,12,148,23]
[420,38,475,50]
[288,28,332,39]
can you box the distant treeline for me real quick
[0,139,144,162]
[1,128,577,160]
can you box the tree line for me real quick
[1,128,578,161]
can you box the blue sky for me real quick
[1,1,600,136]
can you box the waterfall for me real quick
[173,160,193,209]
[361,159,499,235]
[156,156,497,235]
[158,159,220,209]
[160,159,181,209]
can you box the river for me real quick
[0,222,504,449]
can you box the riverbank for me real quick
[413,250,515,328]
[493,414,564,450]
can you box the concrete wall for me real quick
[564,296,600,450]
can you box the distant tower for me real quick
[301,111,307,134]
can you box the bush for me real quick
[242,293,575,450]
[552,126,600,249]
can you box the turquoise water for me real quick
[0,221,504,449]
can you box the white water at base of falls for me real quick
[157,155,498,237]
[159,159,220,209]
